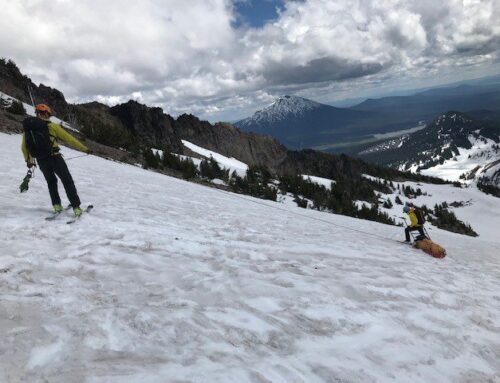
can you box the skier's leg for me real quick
[53,155,81,208]
[418,226,426,239]
[405,227,411,242]
[38,157,61,206]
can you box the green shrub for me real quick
[430,203,478,236]
[162,152,198,179]
[143,148,161,169]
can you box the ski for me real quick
[45,211,62,221]
[45,205,72,221]
[66,205,94,224]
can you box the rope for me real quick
[64,153,89,161]
[55,150,408,246]
[215,188,409,246]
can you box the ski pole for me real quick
[423,226,431,240]
[65,153,89,161]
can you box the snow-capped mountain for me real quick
[237,95,322,126]
[2,131,500,382]
[358,111,500,186]
[235,95,370,149]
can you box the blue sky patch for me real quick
[233,0,285,28]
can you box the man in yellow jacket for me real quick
[403,205,426,242]
[22,104,91,217]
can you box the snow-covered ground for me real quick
[182,140,248,176]
[302,175,335,190]
[419,135,499,184]
[362,174,500,242]
[1,131,500,383]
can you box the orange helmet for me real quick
[35,104,52,116]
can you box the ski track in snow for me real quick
[1,132,499,383]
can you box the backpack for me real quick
[415,207,426,225]
[23,117,54,159]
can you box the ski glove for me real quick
[20,169,33,193]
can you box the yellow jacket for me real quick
[408,210,420,227]
[22,121,88,163]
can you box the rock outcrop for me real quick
[174,114,288,168]
[110,100,183,152]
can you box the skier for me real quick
[21,104,91,217]
[403,205,426,242]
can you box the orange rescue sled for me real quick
[414,239,446,259]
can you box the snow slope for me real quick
[359,112,500,187]
[361,174,500,242]
[1,131,500,383]
[418,135,500,185]
[182,139,248,176]
[302,175,336,190]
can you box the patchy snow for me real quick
[151,148,163,157]
[374,178,500,242]
[1,131,500,382]
[172,153,202,167]
[420,135,499,184]
[301,175,335,189]
[211,178,226,186]
[276,192,300,208]
[182,140,248,176]
[354,200,373,209]
[361,173,387,184]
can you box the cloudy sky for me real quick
[1,0,499,121]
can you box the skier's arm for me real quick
[50,123,89,153]
[21,132,34,165]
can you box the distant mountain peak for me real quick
[236,95,323,130]
[234,94,371,148]
[261,95,321,119]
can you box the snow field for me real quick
[182,140,248,176]
[1,132,499,383]
[419,135,499,183]
[373,178,500,242]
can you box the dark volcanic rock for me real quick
[175,114,288,169]
[0,107,25,134]
[110,100,183,152]
[0,59,69,117]
[78,101,124,128]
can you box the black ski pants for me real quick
[37,154,81,208]
[405,225,425,242]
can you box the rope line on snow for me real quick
[215,188,408,246]
[64,153,89,161]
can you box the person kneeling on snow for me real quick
[21,104,91,217]
[403,205,426,242]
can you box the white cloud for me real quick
[0,0,499,121]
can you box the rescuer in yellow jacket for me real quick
[403,205,426,242]
[21,104,91,217]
